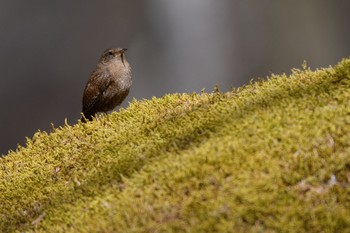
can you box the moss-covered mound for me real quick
[1,60,350,232]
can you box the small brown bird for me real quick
[81,48,132,122]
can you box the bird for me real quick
[81,48,132,122]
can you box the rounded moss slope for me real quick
[1,59,350,232]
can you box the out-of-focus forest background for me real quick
[0,1,349,155]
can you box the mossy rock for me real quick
[1,59,350,232]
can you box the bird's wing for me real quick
[82,70,111,114]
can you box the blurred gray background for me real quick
[1,0,349,155]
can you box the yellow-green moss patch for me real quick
[1,59,350,232]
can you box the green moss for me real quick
[1,59,350,232]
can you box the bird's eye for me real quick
[108,51,114,57]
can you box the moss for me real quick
[1,59,350,232]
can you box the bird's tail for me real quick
[80,111,94,123]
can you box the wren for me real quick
[81,48,132,122]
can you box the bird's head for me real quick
[99,48,128,66]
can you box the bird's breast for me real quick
[100,62,132,109]
[109,63,132,92]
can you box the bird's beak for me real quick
[121,49,127,66]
